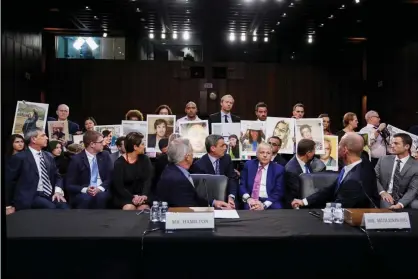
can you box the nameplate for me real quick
[362,212,411,230]
[166,208,215,230]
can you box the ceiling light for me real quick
[136,8,141,12]
[319,23,324,27]
[173,32,178,39]
[340,4,345,9]
[276,21,280,25]
[149,32,154,39]
[94,16,98,20]
[229,33,236,42]
[240,34,246,41]
[85,6,90,10]
[73,38,85,50]
[264,36,268,42]
[253,36,257,42]
[282,13,287,17]
[183,31,190,40]
[161,33,166,39]
[328,14,334,19]
[86,37,99,50]
[103,32,108,38]
[289,2,294,7]
[355,0,360,3]
[307,35,313,44]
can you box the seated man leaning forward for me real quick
[240,142,286,210]
[157,138,231,209]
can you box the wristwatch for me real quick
[243,196,250,203]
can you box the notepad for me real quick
[214,210,240,219]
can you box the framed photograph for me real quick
[265,117,296,154]
[121,120,148,145]
[211,123,242,161]
[12,101,49,135]
[295,118,325,155]
[47,121,70,141]
[321,135,339,171]
[387,125,418,158]
[94,125,122,152]
[146,114,176,152]
[179,120,209,158]
[240,120,266,157]
[73,134,84,145]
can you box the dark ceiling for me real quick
[4,0,418,61]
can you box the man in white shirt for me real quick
[375,133,418,209]
[359,110,389,167]
[175,101,201,132]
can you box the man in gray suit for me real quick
[376,133,418,209]
[110,136,126,166]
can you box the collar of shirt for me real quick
[296,155,308,171]
[180,115,201,122]
[221,111,231,119]
[395,155,410,165]
[207,153,218,164]
[258,162,269,172]
[29,146,42,157]
[176,164,191,179]
[84,149,96,160]
[256,119,265,122]
[343,159,362,175]
[366,123,376,129]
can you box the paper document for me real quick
[214,210,240,219]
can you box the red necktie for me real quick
[251,166,264,200]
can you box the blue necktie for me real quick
[215,159,220,175]
[336,168,345,192]
[90,156,99,186]
[304,164,310,174]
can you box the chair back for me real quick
[299,172,339,198]
[191,174,228,202]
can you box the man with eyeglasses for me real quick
[360,110,389,167]
[268,136,287,167]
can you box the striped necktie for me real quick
[215,159,220,175]
[38,152,53,196]
[392,159,402,201]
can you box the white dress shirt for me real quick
[359,124,387,158]
[221,112,231,123]
[296,156,310,173]
[381,155,410,195]
[82,150,105,193]
[176,116,201,132]
[28,147,63,195]
[242,163,272,208]
[302,159,362,206]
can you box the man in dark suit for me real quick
[157,138,230,208]
[284,139,325,207]
[376,133,418,209]
[110,136,126,166]
[190,135,238,208]
[267,136,288,167]
[47,104,80,135]
[240,142,285,210]
[5,128,68,213]
[208,94,240,129]
[292,132,379,209]
[66,130,112,209]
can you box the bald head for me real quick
[185,101,197,118]
[340,132,364,157]
[56,104,70,120]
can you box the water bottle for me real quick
[150,201,160,223]
[159,202,168,223]
[323,203,333,224]
[333,203,344,224]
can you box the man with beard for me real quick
[291,133,379,209]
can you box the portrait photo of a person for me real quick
[241,123,265,152]
[270,119,295,154]
[295,118,325,154]
[148,118,168,152]
[320,138,337,169]
[179,121,209,156]
[227,134,240,159]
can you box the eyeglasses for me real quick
[94,140,104,144]
[268,142,281,147]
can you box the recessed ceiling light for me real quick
[136,8,141,12]
[85,6,90,10]
[94,16,98,20]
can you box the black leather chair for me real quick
[191,174,228,202]
[299,172,339,199]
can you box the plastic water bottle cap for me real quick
[153,201,159,205]
[326,203,331,208]
[162,202,168,206]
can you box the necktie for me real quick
[304,164,311,174]
[251,166,264,200]
[215,159,220,175]
[224,114,228,123]
[392,159,402,201]
[335,168,346,192]
[188,173,195,187]
[38,152,53,196]
[90,156,99,186]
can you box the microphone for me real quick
[202,178,210,208]
[359,181,378,209]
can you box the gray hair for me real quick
[24,128,43,144]
[168,133,181,143]
[221,94,234,102]
[205,134,224,153]
[167,138,193,164]
[256,142,272,155]
[365,110,378,122]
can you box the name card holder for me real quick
[165,207,215,232]
[362,212,411,230]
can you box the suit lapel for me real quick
[27,150,39,177]
[82,151,91,175]
[248,160,258,192]
[266,163,273,194]
[203,155,215,174]
[97,152,103,178]
[400,157,413,177]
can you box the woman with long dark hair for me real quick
[5,134,25,160]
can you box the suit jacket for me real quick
[272,154,288,167]
[306,161,379,208]
[375,155,418,207]
[66,150,113,196]
[110,151,121,166]
[5,149,63,210]
[239,159,285,209]
[157,163,211,207]
[284,156,325,206]
[190,154,238,199]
